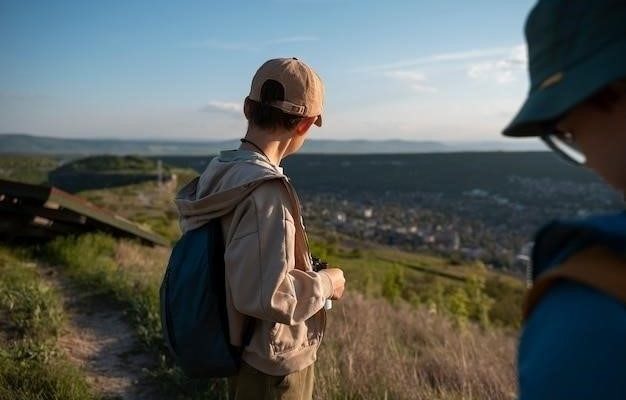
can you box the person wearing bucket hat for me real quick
[506,1,626,399]
[176,58,345,400]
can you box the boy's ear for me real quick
[294,116,317,136]
[243,97,252,119]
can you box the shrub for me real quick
[484,277,523,328]
[0,282,63,343]
[465,275,494,327]
[445,287,471,326]
[382,265,405,303]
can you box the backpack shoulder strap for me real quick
[524,246,626,320]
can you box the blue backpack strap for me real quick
[525,211,626,320]
[531,211,626,278]
[524,245,626,319]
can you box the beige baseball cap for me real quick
[248,58,324,127]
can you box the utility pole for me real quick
[157,160,163,187]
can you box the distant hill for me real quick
[54,155,165,173]
[48,155,172,193]
[0,133,545,155]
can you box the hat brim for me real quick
[503,38,626,137]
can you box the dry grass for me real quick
[113,239,518,400]
[114,240,170,283]
[80,181,182,242]
[315,293,517,400]
[47,235,517,399]
[114,239,518,400]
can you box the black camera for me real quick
[311,256,328,272]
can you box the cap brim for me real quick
[314,115,322,127]
[503,38,626,137]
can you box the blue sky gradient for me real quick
[0,0,539,142]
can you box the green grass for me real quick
[38,229,521,399]
[56,155,167,173]
[0,154,59,184]
[0,247,95,400]
[30,174,523,397]
[79,173,196,243]
[45,235,162,349]
[310,235,524,328]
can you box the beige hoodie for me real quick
[175,149,333,376]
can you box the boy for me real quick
[176,58,346,400]
[503,1,626,398]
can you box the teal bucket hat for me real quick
[503,0,626,137]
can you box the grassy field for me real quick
[310,233,524,329]
[0,157,522,398]
[0,154,60,184]
[316,294,516,399]
[78,177,524,328]
[0,246,95,400]
[29,175,523,397]
[63,179,522,397]
[40,233,518,399]
[78,172,196,243]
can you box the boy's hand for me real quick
[323,268,345,300]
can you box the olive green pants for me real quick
[228,362,315,400]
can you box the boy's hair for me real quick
[586,78,626,111]
[246,79,305,131]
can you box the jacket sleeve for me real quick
[224,180,333,325]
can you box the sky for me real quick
[0,0,539,143]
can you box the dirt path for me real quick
[41,267,162,400]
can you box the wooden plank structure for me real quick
[0,179,168,246]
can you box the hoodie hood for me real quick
[175,149,286,232]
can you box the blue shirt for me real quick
[519,281,626,399]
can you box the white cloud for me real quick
[467,44,527,84]
[384,70,437,93]
[360,46,514,72]
[200,101,242,115]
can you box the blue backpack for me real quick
[160,219,250,378]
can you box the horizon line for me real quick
[0,132,539,145]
